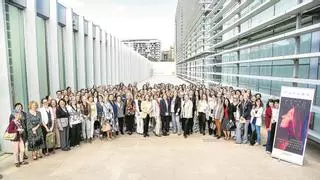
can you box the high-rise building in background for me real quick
[122,39,161,61]
[175,0,320,142]
[161,46,175,62]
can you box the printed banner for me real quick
[271,86,315,166]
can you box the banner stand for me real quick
[271,86,315,166]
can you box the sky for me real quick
[60,0,178,50]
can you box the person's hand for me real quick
[32,130,36,134]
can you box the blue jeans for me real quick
[266,130,271,151]
[251,124,261,144]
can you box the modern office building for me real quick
[0,0,152,152]
[122,39,161,61]
[175,0,320,142]
[161,46,175,62]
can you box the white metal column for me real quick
[77,16,86,89]
[94,27,101,85]
[24,0,40,101]
[87,21,94,87]
[47,0,60,95]
[64,7,75,89]
[101,32,107,85]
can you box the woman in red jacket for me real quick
[8,111,29,167]
[265,99,274,153]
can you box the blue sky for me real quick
[60,0,178,50]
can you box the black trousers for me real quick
[70,123,81,147]
[41,126,48,154]
[207,117,213,135]
[189,116,194,133]
[118,117,125,133]
[161,116,170,133]
[183,118,192,136]
[269,122,277,153]
[143,115,150,135]
[125,115,135,133]
[199,112,206,134]
[181,118,186,132]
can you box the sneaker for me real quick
[255,142,260,146]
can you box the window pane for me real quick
[5,4,28,107]
[57,25,66,89]
[36,16,50,98]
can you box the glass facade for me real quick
[57,25,66,89]
[176,0,320,140]
[36,16,50,98]
[4,4,28,108]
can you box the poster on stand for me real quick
[271,86,315,166]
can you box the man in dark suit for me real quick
[160,94,171,136]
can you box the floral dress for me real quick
[26,111,45,151]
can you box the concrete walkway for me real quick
[1,134,320,180]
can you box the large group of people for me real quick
[5,82,280,167]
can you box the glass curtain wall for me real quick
[36,16,50,99]
[57,25,66,89]
[4,4,28,108]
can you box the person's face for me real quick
[224,99,229,106]
[239,95,244,102]
[145,95,150,101]
[99,96,103,102]
[57,92,62,98]
[275,102,279,109]
[71,99,77,105]
[109,95,114,101]
[217,92,222,98]
[89,97,94,102]
[51,100,57,107]
[82,96,87,103]
[117,96,121,102]
[14,112,21,120]
[202,94,206,100]
[59,101,65,108]
[269,102,274,107]
[184,95,189,100]
[42,99,49,108]
[251,96,256,102]
[15,105,22,112]
[256,100,261,107]
[31,103,38,111]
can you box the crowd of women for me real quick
[6,82,280,167]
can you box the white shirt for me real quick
[198,100,209,113]
[171,97,175,113]
[250,107,264,126]
[271,108,279,123]
[39,107,53,125]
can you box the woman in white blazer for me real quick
[250,98,264,145]
[39,98,55,155]
[181,94,193,138]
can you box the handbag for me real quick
[46,132,56,149]
[59,118,69,128]
[226,120,236,131]
[3,130,17,141]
